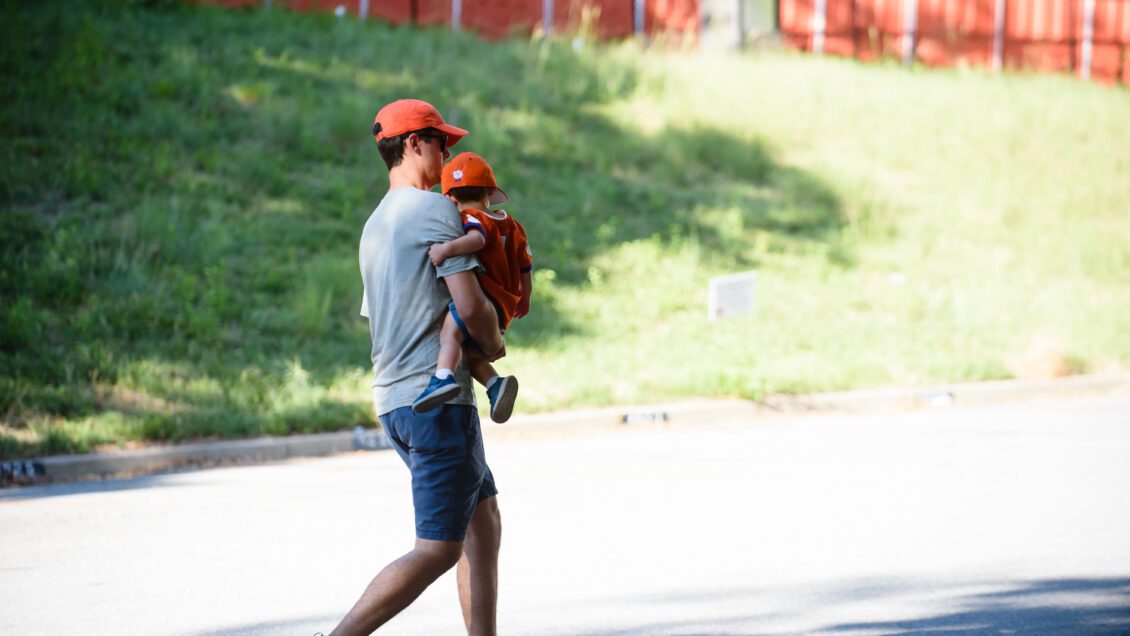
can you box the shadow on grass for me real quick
[238,34,847,344]
[1,1,848,455]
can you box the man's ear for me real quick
[405,133,422,156]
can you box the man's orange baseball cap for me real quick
[442,152,509,205]
[372,99,468,148]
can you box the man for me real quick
[330,99,505,636]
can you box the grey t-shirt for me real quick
[359,187,480,417]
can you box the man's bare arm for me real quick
[444,270,504,359]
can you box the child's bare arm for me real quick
[429,231,486,267]
[516,271,533,318]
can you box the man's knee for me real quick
[416,539,464,572]
[479,496,501,522]
[468,497,501,544]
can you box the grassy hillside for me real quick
[2,1,1128,458]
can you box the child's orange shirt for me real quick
[461,208,532,329]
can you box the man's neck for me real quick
[388,164,430,191]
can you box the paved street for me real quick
[2,394,1129,635]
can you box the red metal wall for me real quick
[781,0,1130,83]
[1085,0,1130,79]
[198,0,1123,82]
[197,0,698,39]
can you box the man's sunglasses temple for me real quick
[418,134,447,151]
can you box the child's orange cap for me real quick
[372,99,468,148]
[442,152,509,204]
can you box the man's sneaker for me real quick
[486,376,518,423]
[412,375,460,413]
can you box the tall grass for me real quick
[2,1,1128,458]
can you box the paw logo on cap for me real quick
[452,169,464,182]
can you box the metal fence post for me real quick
[543,0,554,31]
[635,0,646,35]
[360,0,369,20]
[452,0,462,32]
[737,0,746,47]
[902,0,918,65]
[814,0,828,54]
[992,0,1006,71]
[1081,0,1096,79]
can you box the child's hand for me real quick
[429,243,448,267]
[515,296,530,318]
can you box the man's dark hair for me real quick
[446,186,492,203]
[373,124,443,171]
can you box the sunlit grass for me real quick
[1,1,1128,458]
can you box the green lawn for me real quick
[2,1,1128,458]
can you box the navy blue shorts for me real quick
[379,404,498,541]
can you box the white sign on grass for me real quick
[708,270,757,322]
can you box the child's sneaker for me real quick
[486,376,518,423]
[412,376,461,413]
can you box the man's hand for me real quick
[515,296,530,319]
[428,243,449,267]
[470,342,506,364]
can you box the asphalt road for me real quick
[2,394,1129,635]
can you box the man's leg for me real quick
[331,538,463,636]
[457,496,501,636]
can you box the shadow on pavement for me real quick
[0,472,185,501]
[825,577,1130,635]
[571,576,1130,635]
[189,613,339,636]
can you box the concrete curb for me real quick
[32,431,360,481]
[763,372,1130,413]
[6,372,1128,484]
[486,372,1130,441]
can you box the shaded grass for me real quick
[2,1,1128,458]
